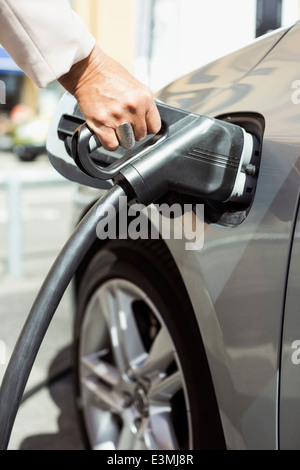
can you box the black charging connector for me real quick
[71,101,255,207]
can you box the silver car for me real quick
[49,22,300,450]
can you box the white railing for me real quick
[0,170,72,277]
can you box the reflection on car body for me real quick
[50,23,300,450]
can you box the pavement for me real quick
[0,151,84,450]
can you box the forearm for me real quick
[0,0,161,150]
[0,0,95,88]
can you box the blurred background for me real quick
[0,0,300,450]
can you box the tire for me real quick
[73,238,225,450]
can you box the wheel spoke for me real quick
[97,285,127,375]
[81,373,129,450]
[115,284,148,368]
[147,410,179,450]
[132,436,148,450]
[87,412,119,451]
[133,419,150,450]
[149,371,182,404]
[146,371,182,450]
[98,282,147,375]
[117,424,136,450]
[134,327,175,379]
[81,353,120,386]
[80,296,110,355]
[81,377,124,413]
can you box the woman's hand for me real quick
[59,45,161,150]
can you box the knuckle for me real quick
[144,89,155,105]
[109,103,122,122]
[125,87,152,114]
[124,96,138,115]
[93,109,108,126]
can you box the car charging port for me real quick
[201,112,264,227]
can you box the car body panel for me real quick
[65,23,300,449]
[279,196,300,450]
[157,25,291,113]
[156,22,300,449]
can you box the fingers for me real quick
[146,99,162,135]
[95,99,161,151]
[94,126,119,151]
[132,99,161,142]
[132,120,147,142]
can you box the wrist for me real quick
[58,45,105,95]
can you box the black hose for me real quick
[0,184,128,450]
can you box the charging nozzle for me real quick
[117,112,254,206]
[70,101,255,206]
[48,95,256,207]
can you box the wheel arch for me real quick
[72,200,226,449]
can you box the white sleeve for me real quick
[0,0,96,87]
